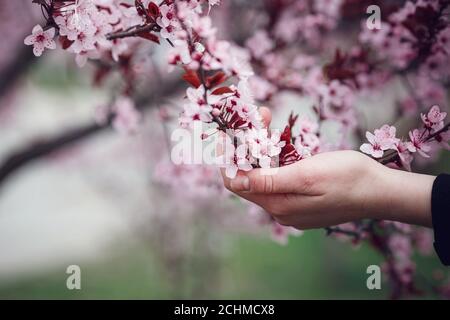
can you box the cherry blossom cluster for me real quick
[145,0,309,242]
[360,0,450,73]
[148,0,307,179]
[154,161,225,199]
[360,0,450,115]
[25,0,138,65]
[360,105,449,171]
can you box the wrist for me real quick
[359,161,390,220]
[370,165,434,227]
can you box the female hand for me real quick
[220,109,435,230]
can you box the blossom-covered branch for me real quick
[361,106,449,170]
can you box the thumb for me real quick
[230,164,302,194]
[259,106,272,129]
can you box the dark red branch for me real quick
[0,122,103,185]
[0,78,183,187]
[106,23,160,40]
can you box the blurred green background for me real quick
[1,229,448,299]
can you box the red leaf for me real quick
[120,2,133,8]
[207,71,227,88]
[279,145,301,166]
[279,123,303,166]
[135,0,146,16]
[94,67,111,87]
[137,31,160,44]
[59,36,73,50]
[288,112,299,128]
[147,2,160,17]
[280,125,292,144]
[182,69,202,88]
[211,86,234,95]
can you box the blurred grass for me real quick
[0,228,445,300]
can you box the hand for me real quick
[220,109,435,230]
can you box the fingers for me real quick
[227,164,304,194]
[259,106,272,128]
[221,168,278,206]
[221,168,325,229]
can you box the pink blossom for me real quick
[434,130,450,150]
[400,97,419,116]
[313,0,343,19]
[394,141,414,171]
[75,50,101,67]
[436,26,450,54]
[271,222,303,245]
[180,103,212,127]
[246,30,274,59]
[112,97,142,135]
[186,86,221,107]
[168,41,192,67]
[375,125,400,145]
[247,129,285,169]
[248,203,303,245]
[192,16,216,38]
[421,105,447,129]
[388,259,416,285]
[154,161,225,199]
[110,39,131,62]
[385,221,413,233]
[157,4,176,28]
[360,20,417,69]
[24,25,56,57]
[69,31,97,54]
[410,76,447,109]
[407,129,431,158]
[274,11,301,43]
[423,51,450,81]
[360,125,399,158]
[319,80,354,110]
[216,143,253,179]
[413,228,434,256]
[388,234,412,261]
[299,118,318,135]
[248,76,276,101]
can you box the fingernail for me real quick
[231,176,250,191]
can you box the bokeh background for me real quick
[0,0,449,299]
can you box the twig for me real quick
[380,123,450,165]
[325,226,361,239]
[106,23,160,40]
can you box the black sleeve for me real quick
[432,174,450,266]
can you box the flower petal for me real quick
[32,24,43,34]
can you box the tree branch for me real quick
[0,78,184,187]
[0,123,103,185]
[0,47,36,102]
[106,23,160,40]
[380,123,450,165]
